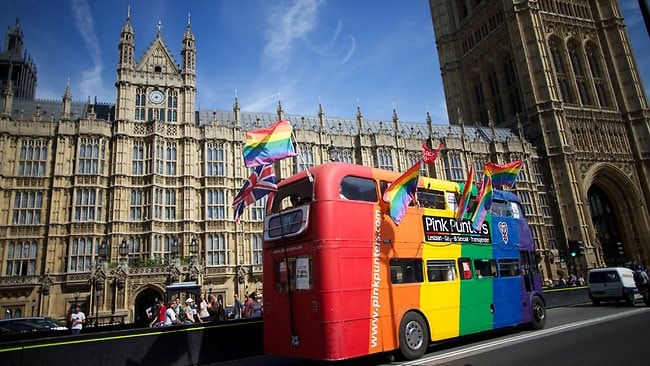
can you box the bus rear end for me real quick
[262,164,382,361]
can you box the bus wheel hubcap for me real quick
[405,321,423,350]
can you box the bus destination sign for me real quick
[422,215,491,244]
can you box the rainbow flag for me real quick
[471,170,493,231]
[485,161,522,190]
[243,120,298,168]
[382,161,421,225]
[455,165,474,221]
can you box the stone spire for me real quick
[356,99,364,133]
[458,108,466,142]
[1,80,14,119]
[488,109,496,141]
[233,89,241,124]
[61,78,72,120]
[425,106,432,138]
[182,14,196,74]
[277,95,284,121]
[392,102,399,131]
[180,14,196,124]
[118,6,135,70]
[317,97,325,131]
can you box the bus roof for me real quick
[278,162,459,191]
[493,190,521,203]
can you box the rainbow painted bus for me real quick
[262,162,545,361]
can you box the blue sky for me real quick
[1,0,648,124]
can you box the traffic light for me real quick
[577,241,585,256]
[558,249,566,263]
[568,240,577,257]
[616,242,625,256]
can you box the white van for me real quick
[587,267,638,306]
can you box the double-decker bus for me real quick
[262,162,545,361]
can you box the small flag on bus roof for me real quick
[455,165,474,222]
[484,161,523,190]
[471,170,493,231]
[243,120,298,168]
[233,164,277,223]
[382,161,421,226]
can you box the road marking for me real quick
[0,320,263,353]
[402,308,650,365]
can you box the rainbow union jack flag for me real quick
[233,164,277,223]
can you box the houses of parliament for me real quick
[0,0,648,325]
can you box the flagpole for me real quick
[291,129,314,182]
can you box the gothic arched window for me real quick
[503,55,523,115]
[549,38,574,103]
[568,40,592,105]
[586,43,610,108]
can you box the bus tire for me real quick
[398,312,429,360]
[529,296,546,330]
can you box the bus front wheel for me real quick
[529,296,546,330]
[398,312,429,360]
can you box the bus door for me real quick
[520,250,537,294]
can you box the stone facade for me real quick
[430,0,650,276]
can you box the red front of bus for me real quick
[263,164,380,361]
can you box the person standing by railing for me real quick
[198,293,210,322]
[183,298,196,324]
[233,293,243,319]
[69,304,86,335]
[246,292,263,319]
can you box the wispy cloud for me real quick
[244,78,301,114]
[337,36,355,65]
[262,0,324,72]
[303,19,356,65]
[70,0,105,99]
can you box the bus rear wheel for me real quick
[529,296,546,330]
[398,312,429,360]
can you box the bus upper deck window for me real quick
[418,189,447,209]
[272,179,314,213]
[340,176,378,202]
[290,195,300,207]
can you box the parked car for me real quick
[224,306,236,319]
[587,267,638,306]
[0,317,68,337]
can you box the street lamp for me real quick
[328,144,340,162]
[188,236,202,282]
[99,240,108,260]
[171,238,180,260]
[190,237,198,257]
[93,239,108,326]
[167,238,181,286]
[119,239,129,262]
[189,237,198,264]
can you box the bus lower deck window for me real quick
[474,259,498,277]
[390,259,423,284]
[427,260,457,282]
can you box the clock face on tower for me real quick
[148,90,164,104]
